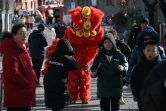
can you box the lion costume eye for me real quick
[72,22,78,30]
[83,21,91,30]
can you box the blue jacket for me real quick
[126,26,166,85]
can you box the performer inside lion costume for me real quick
[42,6,104,104]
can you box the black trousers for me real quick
[7,107,31,111]
[138,98,144,111]
[100,97,120,111]
[32,58,44,84]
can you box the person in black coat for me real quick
[127,16,149,51]
[127,24,141,51]
[28,23,48,85]
[130,40,162,111]
[59,23,67,38]
[43,39,78,111]
[140,60,166,111]
[54,23,60,38]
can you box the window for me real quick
[106,0,112,5]
[78,0,88,6]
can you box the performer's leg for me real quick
[78,70,91,103]
[67,71,79,103]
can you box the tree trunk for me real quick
[160,7,166,23]
[159,2,166,23]
[142,0,158,27]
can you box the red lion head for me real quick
[64,6,104,46]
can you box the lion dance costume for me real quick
[42,6,104,104]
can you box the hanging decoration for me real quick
[34,0,36,4]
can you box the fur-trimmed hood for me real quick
[137,26,159,47]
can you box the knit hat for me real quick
[38,23,45,31]
[140,16,149,24]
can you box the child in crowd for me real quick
[43,39,78,111]
[126,26,165,87]
[91,34,128,111]
[108,29,131,104]
[130,40,162,110]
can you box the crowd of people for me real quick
[0,14,166,111]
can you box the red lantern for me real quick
[15,0,18,3]
[24,1,27,5]
[34,0,36,4]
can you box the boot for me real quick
[82,101,88,104]
[70,100,76,104]
[119,93,125,105]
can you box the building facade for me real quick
[64,0,146,21]
[14,0,37,11]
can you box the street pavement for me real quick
[1,75,138,111]
[0,24,138,111]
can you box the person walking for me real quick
[126,26,166,87]
[108,29,131,104]
[43,24,56,46]
[29,15,35,32]
[130,40,162,110]
[44,39,78,111]
[91,34,128,111]
[18,15,25,24]
[127,15,149,51]
[54,23,60,38]
[28,23,48,86]
[0,23,37,111]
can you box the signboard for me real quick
[18,10,32,15]
[71,2,75,9]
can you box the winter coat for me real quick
[116,39,131,58]
[43,27,56,45]
[44,39,78,109]
[59,25,67,38]
[54,26,60,38]
[127,26,141,50]
[126,26,166,85]
[140,60,166,111]
[28,30,48,59]
[91,34,128,98]
[29,16,35,24]
[130,55,162,99]
[0,38,37,107]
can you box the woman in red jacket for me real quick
[0,23,37,111]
